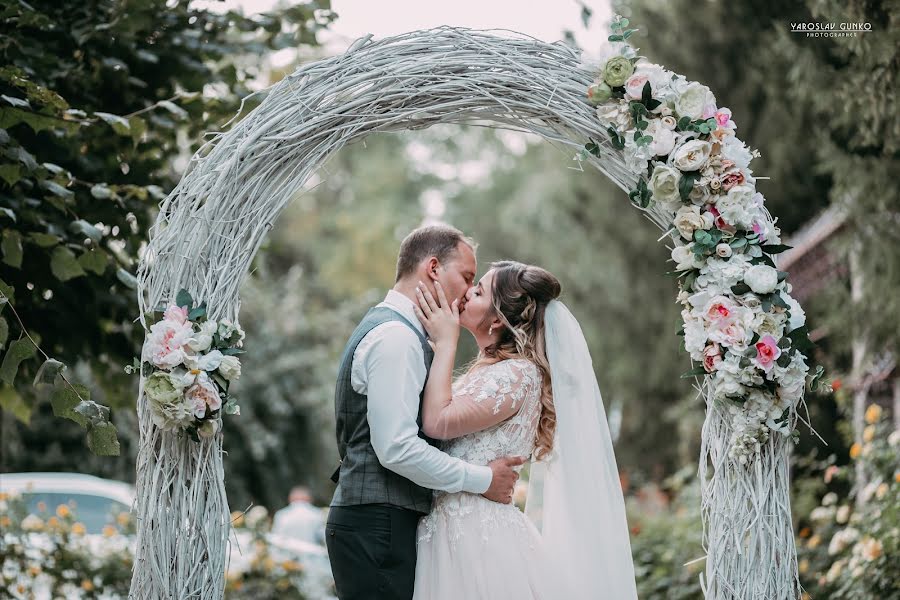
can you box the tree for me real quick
[0,0,335,462]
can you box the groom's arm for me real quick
[357,324,493,494]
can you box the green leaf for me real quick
[220,347,245,356]
[0,338,36,385]
[608,34,624,42]
[0,207,15,222]
[50,383,90,427]
[680,366,707,379]
[776,270,789,282]
[77,250,108,275]
[0,106,64,133]
[1,229,23,268]
[94,111,131,135]
[176,288,193,310]
[50,246,86,281]
[69,219,103,243]
[787,325,815,352]
[731,283,751,295]
[0,316,7,349]
[679,171,699,201]
[116,268,137,289]
[188,305,206,320]
[0,384,30,425]
[0,163,21,186]
[128,116,147,147]
[87,421,121,456]
[33,358,66,386]
[27,232,60,247]
[761,244,793,254]
[41,179,73,199]
[729,237,747,249]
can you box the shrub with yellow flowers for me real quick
[0,490,134,598]
[795,403,899,599]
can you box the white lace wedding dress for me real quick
[412,358,573,599]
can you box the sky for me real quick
[198,0,615,55]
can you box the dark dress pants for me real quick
[326,504,421,600]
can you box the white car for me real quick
[1,472,335,599]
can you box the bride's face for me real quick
[459,269,498,335]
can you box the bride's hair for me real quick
[468,260,561,461]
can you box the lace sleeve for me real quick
[422,358,539,440]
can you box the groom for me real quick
[326,224,524,600]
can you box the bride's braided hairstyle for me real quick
[468,260,561,460]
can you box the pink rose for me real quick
[707,205,737,234]
[720,169,745,191]
[185,376,222,419]
[164,304,189,325]
[703,296,735,322]
[624,73,651,100]
[754,335,781,373]
[715,108,736,130]
[703,343,723,373]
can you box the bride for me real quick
[410,260,638,599]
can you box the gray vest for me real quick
[329,305,438,515]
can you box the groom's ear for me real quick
[425,257,440,280]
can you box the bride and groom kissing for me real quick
[326,225,638,599]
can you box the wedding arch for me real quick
[132,22,822,600]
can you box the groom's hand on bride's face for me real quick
[483,456,526,504]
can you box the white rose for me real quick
[675,82,715,120]
[672,244,703,271]
[672,139,712,172]
[218,355,242,381]
[744,264,779,294]
[660,115,677,130]
[715,243,732,258]
[674,205,706,240]
[187,320,218,353]
[649,164,682,210]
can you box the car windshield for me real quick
[22,492,130,534]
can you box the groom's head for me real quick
[395,225,477,311]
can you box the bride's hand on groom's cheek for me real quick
[414,281,460,345]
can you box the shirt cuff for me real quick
[462,464,493,494]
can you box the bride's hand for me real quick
[413,280,460,347]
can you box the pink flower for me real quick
[707,205,737,234]
[143,318,194,370]
[720,169,745,191]
[703,296,735,322]
[185,375,222,418]
[624,73,651,100]
[715,108,736,130]
[752,220,767,242]
[754,335,782,372]
[164,304,189,325]
[703,343,723,373]
[702,103,717,120]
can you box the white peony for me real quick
[675,82,716,120]
[674,205,706,240]
[696,254,752,290]
[649,164,683,212]
[716,184,759,229]
[143,317,194,370]
[187,320,218,353]
[196,349,225,372]
[672,139,712,172]
[744,264,779,294]
[218,355,242,381]
[596,103,632,131]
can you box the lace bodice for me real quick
[419,358,543,546]
[439,358,542,464]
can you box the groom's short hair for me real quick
[395,224,476,282]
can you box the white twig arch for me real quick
[132,27,801,599]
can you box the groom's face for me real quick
[433,242,477,312]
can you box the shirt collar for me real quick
[383,289,426,337]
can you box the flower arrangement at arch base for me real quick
[581,15,830,463]
[133,288,243,442]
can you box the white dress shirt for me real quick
[351,289,493,494]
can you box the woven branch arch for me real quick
[132,26,803,599]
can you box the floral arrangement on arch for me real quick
[583,16,828,462]
[138,288,243,441]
